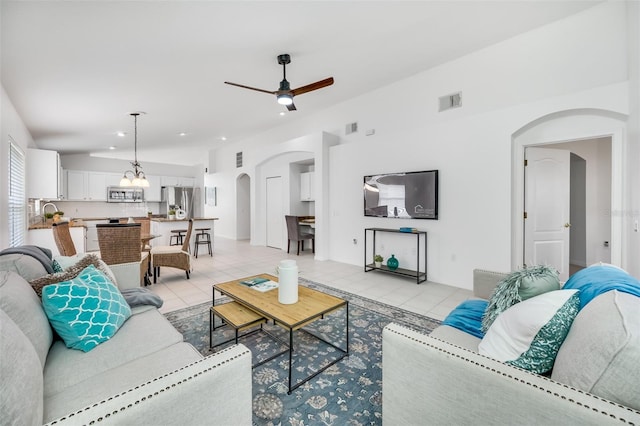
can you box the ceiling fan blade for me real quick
[290,77,334,96]
[286,102,297,112]
[224,81,276,95]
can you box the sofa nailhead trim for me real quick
[46,345,250,425]
[386,325,639,425]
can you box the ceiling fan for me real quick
[224,54,334,111]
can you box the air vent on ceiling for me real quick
[236,152,243,168]
[345,122,358,135]
[438,92,462,112]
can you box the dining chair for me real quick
[51,221,77,256]
[96,223,150,286]
[151,219,194,283]
[285,215,315,255]
[135,218,152,252]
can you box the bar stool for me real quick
[170,229,186,246]
[194,227,212,258]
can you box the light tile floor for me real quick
[149,237,473,321]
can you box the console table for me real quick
[364,228,427,284]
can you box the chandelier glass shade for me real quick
[120,112,149,188]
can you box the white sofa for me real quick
[0,252,252,425]
[382,269,640,425]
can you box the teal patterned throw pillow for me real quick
[51,259,64,273]
[478,289,580,374]
[41,264,131,352]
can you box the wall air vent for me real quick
[438,92,462,112]
[236,152,243,168]
[345,122,358,135]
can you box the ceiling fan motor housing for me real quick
[278,79,291,91]
[277,54,291,65]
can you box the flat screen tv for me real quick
[363,170,438,219]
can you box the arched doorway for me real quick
[236,173,251,240]
[512,108,626,274]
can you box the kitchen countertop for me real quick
[29,220,86,230]
[29,216,219,229]
[152,217,219,222]
[28,215,163,230]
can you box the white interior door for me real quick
[266,176,283,249]
[524,147,571,281]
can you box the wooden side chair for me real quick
[51,221,77,256]
[151,219,194,283]
[97,223,150,286]
[285,215,315,255]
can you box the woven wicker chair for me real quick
[285,215,314,255]
[51,221,77,256]
[135,218,152,252]
[97,223,150,286]
[151,219,194,283]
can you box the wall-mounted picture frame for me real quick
[205,186,217,206]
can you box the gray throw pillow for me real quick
[551,290,640,411]
[482,265,560,332]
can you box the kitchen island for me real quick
[27,220,86,255]
[151,218,218,253]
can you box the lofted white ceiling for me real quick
[1,1,601,166]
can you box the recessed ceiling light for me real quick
[109,146,116,150]
[279,112,286,116]
[220,136,227,141]
[179,132,187,137]
[116,131,126,137]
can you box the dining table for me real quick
[299,218,316,229]
[141,233,161,250]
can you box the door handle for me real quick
[564,223,571,228]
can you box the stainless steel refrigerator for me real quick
[160,186,199,219]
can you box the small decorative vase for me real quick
[168,214,176,220]
[374,261,382,268]
[387,254,399,271]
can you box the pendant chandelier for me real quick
[120,112,149,187]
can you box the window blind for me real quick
[8,139,26,247]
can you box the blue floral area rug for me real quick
[165,278,441,426]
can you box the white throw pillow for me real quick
[478,289,580,374]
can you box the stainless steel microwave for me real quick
[107,187,144,203]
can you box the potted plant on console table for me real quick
[168,209,176,220]
[374,254,383,268]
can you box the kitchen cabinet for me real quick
[145,175,162,201]
[84,219,108,252]
[161,176,179,187]
[27,226,86,256]
[66,170,87,200]
[28,149,63,199]
[161,175,195,187]
[65,170,121,201]
[300,172,315,201]
[179,177,196,187]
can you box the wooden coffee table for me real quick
[212,273,349,394]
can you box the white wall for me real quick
[61,153,196,178]
[626,0,640,278]
[207,1,636,289]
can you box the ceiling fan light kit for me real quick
[225,53,334,111]
[277,93,293,105]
